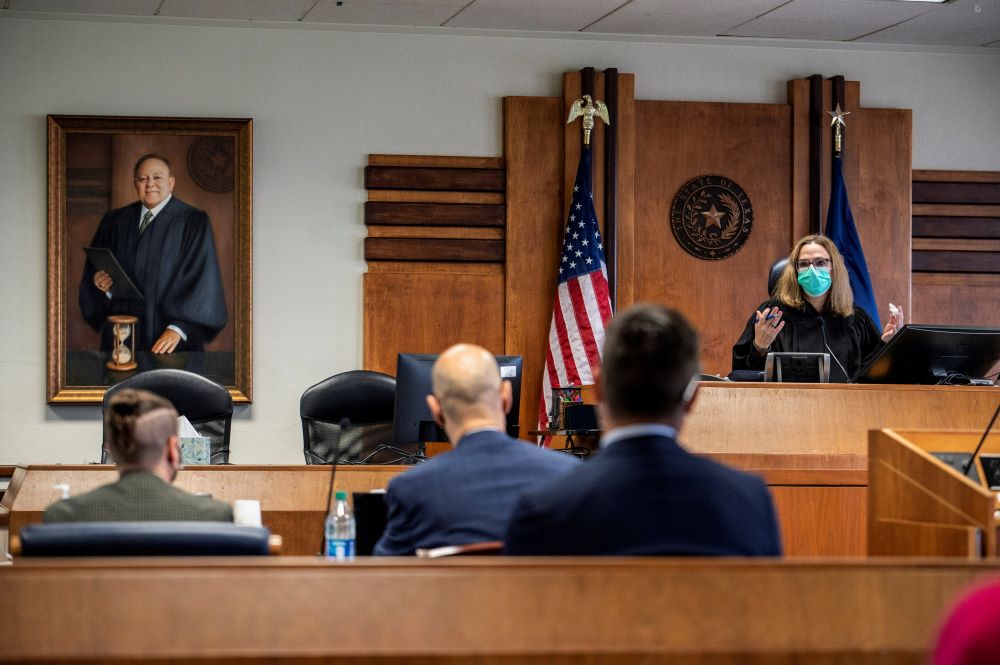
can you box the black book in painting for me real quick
[84,247,144,302]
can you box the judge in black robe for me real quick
[732,234,903,383]
[79,154,227,353]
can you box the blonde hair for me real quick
[772,234,854,317]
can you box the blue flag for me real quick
[825,155,881,329]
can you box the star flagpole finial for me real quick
[828,103,850,155]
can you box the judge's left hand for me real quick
[881,305,905,342]
[152,329,181,354]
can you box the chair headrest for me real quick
[18,521,270,557]
[767,257,790,297]
[300,370,396,424]
[102,369,232,419]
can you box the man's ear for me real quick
[500,379,513,415]
[166,435,181,466]
[426,394,445,428]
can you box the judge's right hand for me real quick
[93,270,114,293]
[753,306,785,353]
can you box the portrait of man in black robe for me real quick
[79,154,228,354]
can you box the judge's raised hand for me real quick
[881,304,905,342]
[93,270,114,293]
[753,306,785,353]
[152,329,181,354]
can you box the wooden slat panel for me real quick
[363,265,505,375]
[912,238,1000,252]
[788,79,812,245]
[912,250,1000,273]
[369,154,503,169]
[365,166,504,192]
[614,73,637,309]
[364,201,504,227]
[912,272,1000,327]
[914,169,1000,183]
[771,486,866,556]
[364,238,504,263]
[913,181,1000,205]
[913,204,1000,217]
[913,216,1000,239]
[367,190,505,204]
[504,96,564,443]
[368,226,504,240]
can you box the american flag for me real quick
[539,147,613,432]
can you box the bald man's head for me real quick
[429,344,511,434]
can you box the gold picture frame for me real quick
[47,115,252,403]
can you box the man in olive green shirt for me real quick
[44,388,232,523]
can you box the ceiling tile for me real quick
[588,0,785,35]
[8,0,159,15]
[724,0,934,41]
[304,0,469,26]
[855,0,1000,46]
[158,0,316,22]
[445,0,622,31]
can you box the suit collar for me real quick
[601,423,678,448]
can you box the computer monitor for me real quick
[392,353,523,444]
[854,324,1000,385]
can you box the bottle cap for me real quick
[335,490,347,501]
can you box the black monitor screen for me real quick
[854,324,1000,385]
[392,353,523,444]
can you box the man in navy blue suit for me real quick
[374,344,579,556]
[505,305,782,556]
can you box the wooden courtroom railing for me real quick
[1,557,996,664]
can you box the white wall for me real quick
[1,18,998,464]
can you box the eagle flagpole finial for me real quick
[567,94,611,146]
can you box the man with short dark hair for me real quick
[374,344,578,555]
[504,304,782,556]
[80,153,227,354]
[44,388,232,523]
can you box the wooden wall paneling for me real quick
[363,262,505,375]
[369,154,503,169]
[912,250,1000,273]
[770,485,867,556]
[633,101,793,375]
[365,166,504,192]
[911,273,1000,327]
[853,107,913,319]
[364,237,504,263]
[503,97,564,440]
[613,74,637,309]
[788,79,813,244]
[913,216,1000,239]
[364,202,504,227]
[367,190,504,204]
[913,181,1000,205]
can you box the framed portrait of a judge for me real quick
[47,115,252,403]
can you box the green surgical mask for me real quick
[797,266,832,297]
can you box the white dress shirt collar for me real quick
[600,423,678,449]
[140,194,172,227]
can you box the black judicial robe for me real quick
[79,197,227,352]
[732,299,883,383]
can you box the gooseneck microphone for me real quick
[818,318,850,381]
[961,402,1000,478]
[320,417,351,555]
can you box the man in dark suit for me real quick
[44,388,232,523]
[374,344,579,555]
[79,153,227,353]
[505,304,782,556]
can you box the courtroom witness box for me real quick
[0,465,403,557]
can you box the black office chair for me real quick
[300,370,418,464]
[101,369,233,464]
[767,257,789,297]
[13,522,274,556]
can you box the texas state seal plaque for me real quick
[669,175,753,260]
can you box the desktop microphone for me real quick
[961,402,1000,478]
[818,318,850,381]
[320,417,351,555]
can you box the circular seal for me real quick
[669,175,753,260]
[187,136,235,193]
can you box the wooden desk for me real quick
[0,465,404,556]
[1,557,997,664]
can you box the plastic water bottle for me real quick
[325,491,356,561]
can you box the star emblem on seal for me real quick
[669,175,753,261]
